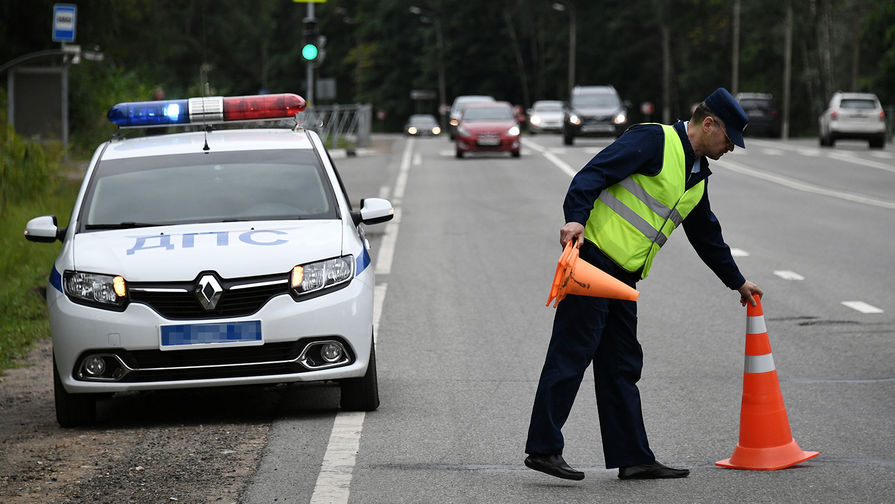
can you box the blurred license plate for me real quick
[478,137,500,146]
[582,125,613,133]
[160,321,262,350]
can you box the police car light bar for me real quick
[107,93,307,128]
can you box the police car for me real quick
[24,93,393,426]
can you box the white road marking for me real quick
[522,138,577,178]
[829,151,895,174]
[713,158,895,210]
[774,270,805,281]
[841,301,884,314]
[413,153,422,166]
[310,141,408,504]
[309,412,366,504]
[762,148,784,156]
[730,248,750,257]
[870,151,893,159]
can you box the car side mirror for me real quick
[351,198,394,226]
[24,215,63,242]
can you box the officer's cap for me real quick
[704,88,748,148]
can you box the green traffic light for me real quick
[302,43,319,61]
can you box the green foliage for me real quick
[0,158,77,373]
[0,89,59,214]
[1,0,892,137]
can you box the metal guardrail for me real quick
[298,104,372,151]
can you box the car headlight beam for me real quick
[63,271,128,309]
[290,256,354,297]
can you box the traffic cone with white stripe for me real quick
[716,294,818,470]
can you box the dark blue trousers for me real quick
[525,242,655,469]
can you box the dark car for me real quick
[404,114,441,136]
[563,85,628,145]
[736,92,781,138]
[454,102,521,158]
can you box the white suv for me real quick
[24,94,393,426]
[818,92,887,148]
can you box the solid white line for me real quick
[773,270,805,281]
[310,139,408,504]
[712,158,895,210]
[309,412,366,504]
[841,301,884,314]
[374,208,401,275]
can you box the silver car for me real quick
[527,100,565,134]
[818,92,887,148]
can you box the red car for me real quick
[455,103,521,158]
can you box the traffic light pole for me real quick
[305,3,315,104]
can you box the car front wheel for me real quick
[54,354,96,427]
[340,338,379,411]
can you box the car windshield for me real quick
[573,94,619,108]
[535,103,563,112]
[840,99,877,109]
[462,107,513,121]
[82,149,337,229]
[409,116,438,127]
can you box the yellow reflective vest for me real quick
[584,124,705,279]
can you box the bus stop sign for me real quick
[52,4,77,43]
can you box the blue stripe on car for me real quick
[50,266,63,292]
[356,247,371,276]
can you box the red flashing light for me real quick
[223,94,307,121]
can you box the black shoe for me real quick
[524,454,585,481]
[618,461,689,480]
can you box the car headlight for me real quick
[508,125,520,136]
[569,114,581,126]
[530,115,542,126]
[290,256,354,297]
[432,126,441,135]
[457,125,470,137]
[450,118,459,127]
[64,271,128,310]
[407,126,418,135]
[614,112,627,125]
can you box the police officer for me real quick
[524,88,763,481]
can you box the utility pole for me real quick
[731,0,740,95]
[782,1,793,139]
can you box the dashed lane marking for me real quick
[841,301,884,314]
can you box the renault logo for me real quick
[195,275,223,310]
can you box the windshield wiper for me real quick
[85,222,163,230]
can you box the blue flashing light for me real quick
[108,99,190,127]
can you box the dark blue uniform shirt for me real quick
[563,121,745,290]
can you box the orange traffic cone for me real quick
[546,241,639,308]
[716,294,818,470]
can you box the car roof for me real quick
[100,128,314,160]
[835,92,880,101]
[736,92,773,100]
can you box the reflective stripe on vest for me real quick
[584,124,705,278]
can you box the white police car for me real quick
[24,93,393,426]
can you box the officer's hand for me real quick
[737,280,763,307]
[560,222,585,248]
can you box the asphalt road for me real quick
[243,133,895,503]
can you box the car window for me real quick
[82,149,338,229]
[739,99,771,108]
[839,99,877,109]
[572,94,620,108]
[535,103,563,112]
[462,107,513,121]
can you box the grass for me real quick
[0,179,79,373]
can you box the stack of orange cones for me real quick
[546,241,639,307]
[716,294,819,470]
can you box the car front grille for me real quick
[128,273,291,320]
